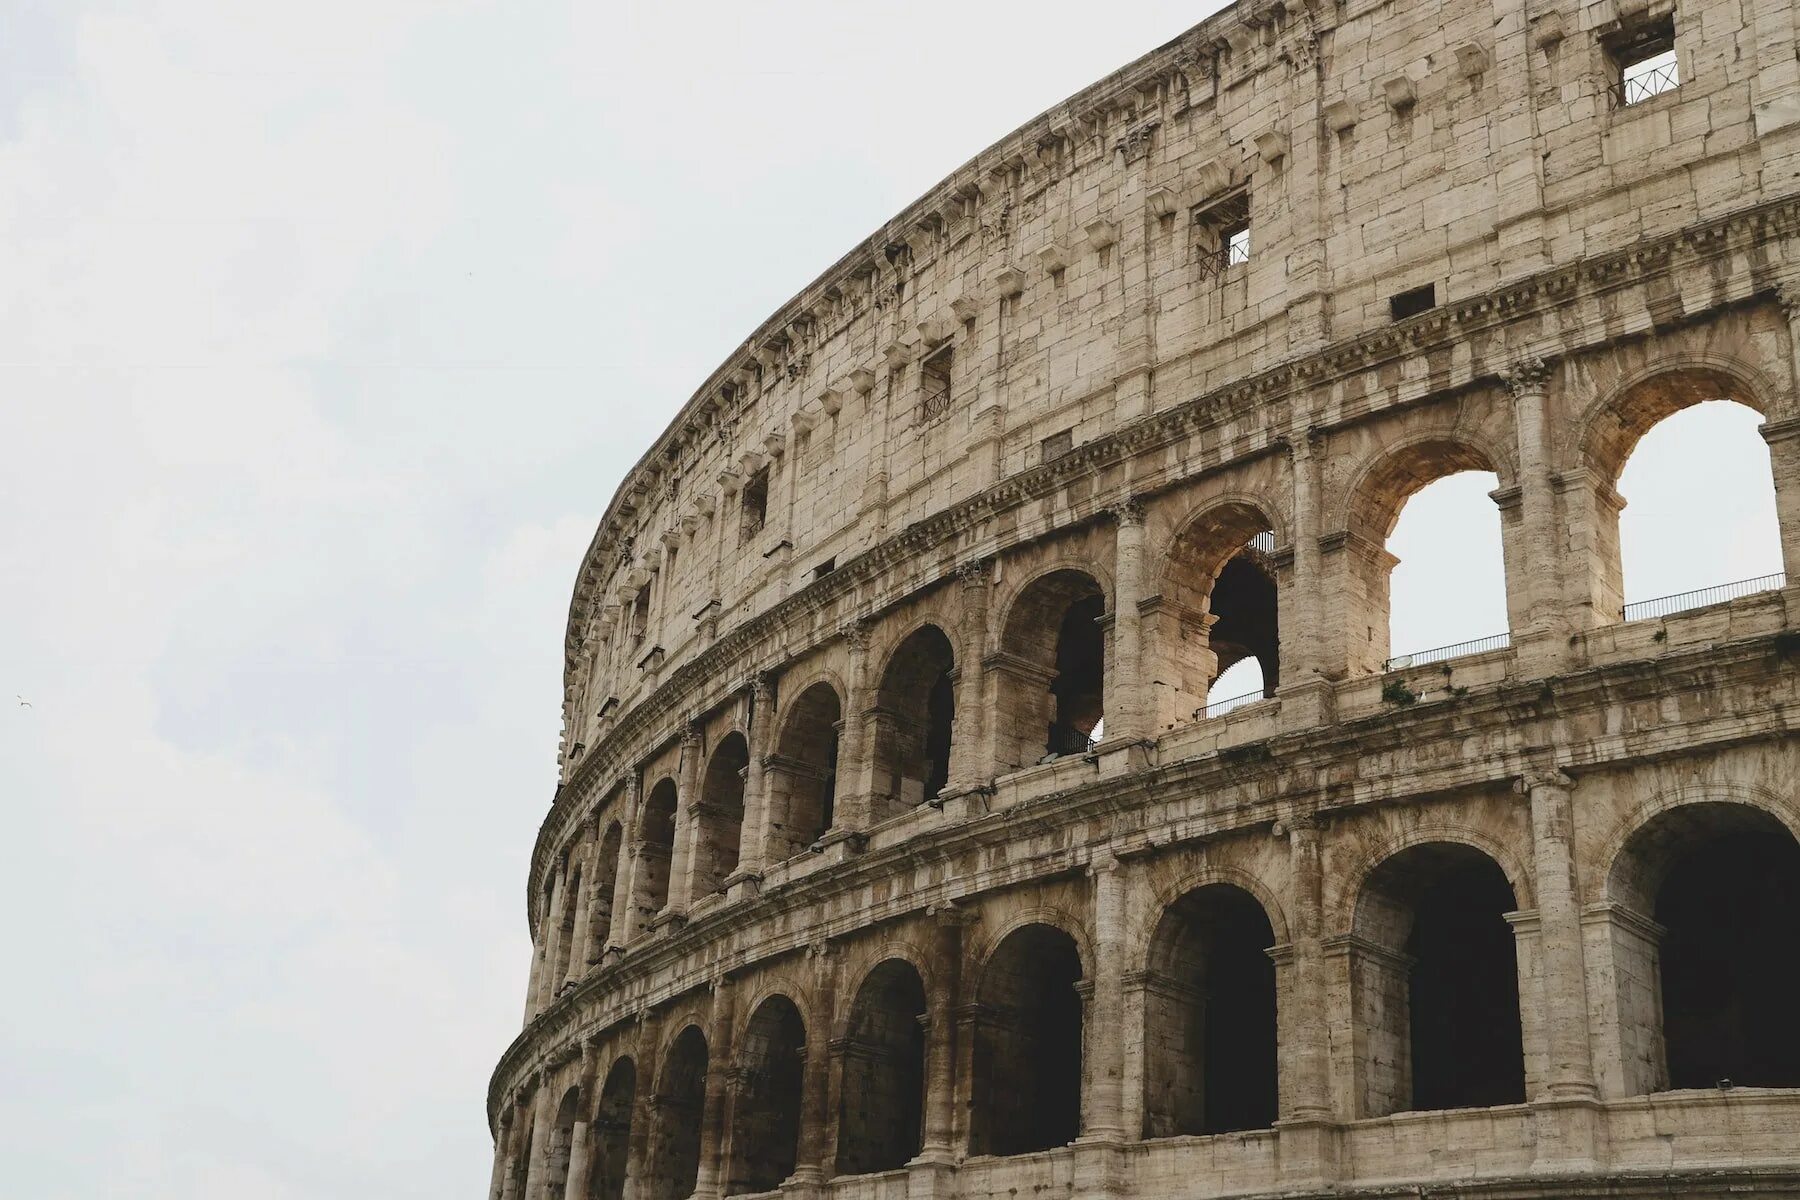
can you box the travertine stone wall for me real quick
[493,0,1800,1196]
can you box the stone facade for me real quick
[489,0,1800,1196]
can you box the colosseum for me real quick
[488,0,1800,1196]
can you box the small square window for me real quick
[920,346,954,423]
[1389,283,1437,321]
[1606,15,1678,107]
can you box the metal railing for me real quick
[1384,630,1512,672]
[1248,530,1276,554]
[1203,688,1271,719]
[1613,58,1679,107]
[1622,572,1787,623]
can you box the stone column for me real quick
[1504,356,1569,669]
[1081,852,1128,1142]
[728,673,776,897]
[622,1013,662,1200]
[944,559,992,793]
[694,978,737,1200]
[794,943,837,1182]
[666,722,703,917]
[534,865,568,1016]
[1102,500,1148,752]
[522,1068,557,1200]
[1276,426,1333,728]
[609,773,645,949]
[563,833,594,991]
[1284,816,1332,1119]
[916,905,969,1162]
[1526,769,1598,1099]
[1760,413,1800,582]
[564,1042,599,1200]
[489,1109,515,1200]
[821,620,873,854]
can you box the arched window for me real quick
[1615,398,1783,619]
[769,682,842,858]
[636,779,679,919]
[588,1058,636,1200]
[1343,440,1509,675]
[1350,842,1524,1116]
[870,626,956,817]
[545,1086,584,1197]
[694,733,750,897]
[836,959,927,1175]
[1142,884,1278,1137]
[648,1027,709,1200]
[970,924,1084,1156]
[1159,503,1281,725]
[727,997,807,1194]
[994,570,1106,769]
[1604,802,1800,1094]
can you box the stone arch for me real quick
[968,903,1097,983]
[647,1024,709,1200]
[636,777,679,918]
[869,623,957,816]
[588,1056,637,1200]
[1597,785,1800,1096]
[836,957,929,1176]
[1141,864,1292,962]
[694,732,750,898]
[1575,355,1782,484]
[837,939,939,1024]
[727,994,807,1195]
[1140,882,1280,1138]
[993,567,1109,769]
[1347,840,1526,1118]
[1331,821,1535,935]
[969,921,1086,1157]
[1152,496,1285,726]
[769,679,843,857]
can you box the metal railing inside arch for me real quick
[1383,630,1512,672]
[1622,572,1787,622]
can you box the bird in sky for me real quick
[16,695,32,708]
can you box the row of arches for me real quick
[507,796,1800,1200]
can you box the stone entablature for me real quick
[495,0,1800,1195]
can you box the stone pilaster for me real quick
[944,559,992,793]
[727,673,776,898]
[534,865,568,1017]
[819,620,873,857]
[610,773,646,949]
[792,943,836,1184]
[916,904,970,1163]
[665,721,703,918]
[563,833,594,991]
[563,1042,599,1200]
[1101,500,1149,756]
[1505,356,1568,670]
[521,1067,557,1200]
[693,977,737,1200]
[1080,852,1128,1143]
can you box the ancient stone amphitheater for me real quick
[488,1,1800,1196]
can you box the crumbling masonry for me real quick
[490,0,1800,1196]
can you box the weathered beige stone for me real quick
[492,0,1800,1196]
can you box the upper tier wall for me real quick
[562,0,1800,774]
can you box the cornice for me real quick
[533,193,1800,925]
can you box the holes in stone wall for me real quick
[637,778,679,916]
[771,682,841,857]
[727,997,807,1194]
[837,960,928,1175]
[971,924,1084,1156]
[740,467,770,543]
[1388,283,1436,321]
[695,733,750,897]
[1142,885,1278,1138]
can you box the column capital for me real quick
[1520,766,1575,795]
[1106,496,1148,527]
[954,556,994,587]
[1502,353,1553,397]
[678,719,702,747]
[839,617,874,651]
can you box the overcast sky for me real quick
[0,3,1783,1198]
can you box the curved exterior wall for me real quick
[491,0,1800,1197]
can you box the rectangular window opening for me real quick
[1192,188,1252,278]
[920,346,954,423]
[740,467,770,542]
[812,557,836,581]
[1607,15,1678,106]
[1389,283,1437,321]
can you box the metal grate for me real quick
[1622,572,1786,622]
[1203,688,1271,719]
[1384,630,1512,672]
[1614,52,1679,106]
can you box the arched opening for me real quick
[553,866,582,990]
[1351,842,1524,1116]
[1613,399,1783,619]
[1156,502,1282,724]
[727,996,807,1194]
[590,821,624,958]
[636,778,678,918]
[545,1085,584,1197]
[1141,884,1278,1138]
[647,1026,708,1200]
[870,625,956,818]
[770,682,842,859]
[971,924,1084,1156]
[994,570,1106,769]
[1340,439,1508,676]
[695,732,749,897]
[836,959,928,1176]
[1605,802,1800,1094]
[588,1057,636,1200]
